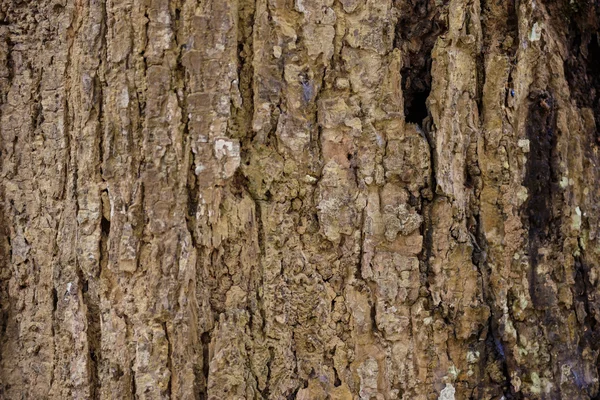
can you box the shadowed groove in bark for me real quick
[574,257,599,345]
[260,346,274,399]
[230,0,256,143]
[0,200,11,400]
[473,210,515,398]
[199,328,211,399]
[88,49,107,400]
[0,25,11,394]
[84,0,108,390]
[393,0,446,324]
[523,89,559,309]
[164,322,173,398]
[555,0,600,142]
[394,0,447,125]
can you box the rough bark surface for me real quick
[1,0,600,399]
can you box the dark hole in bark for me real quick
[101,215,110,236]
[0,310,6,336]
[394,0,447,125]
[264,189,272,201]
[100,189,111,237]
[52,287,58,311]
[333,370,342,387]
[201,332,211,375]
[405,90,429,124]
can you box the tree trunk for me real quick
[1,0,600,398]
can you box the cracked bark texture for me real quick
[1,0,600,398]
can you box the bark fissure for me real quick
[561,1,600,142]
[523,90,559,309]
[394,0,447,125]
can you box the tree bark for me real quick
[1,0,600,398]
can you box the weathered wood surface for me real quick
[1,0,600,398]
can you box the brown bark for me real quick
[1,0,600,399]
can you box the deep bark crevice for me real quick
[523,90,559,309]
[260,346,274,399]
[393,0,449,321]
[555,0,600,142]
[474,212,515,398]
[164,322,173,398]
[394,0,447,126]
[199,331,211,400]
[232,0,256,142]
